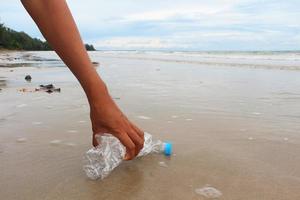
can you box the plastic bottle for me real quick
[83,132,172,180]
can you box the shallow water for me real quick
[0,51,300,199]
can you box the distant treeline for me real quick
[0,23,96,51]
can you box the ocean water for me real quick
[1,50,300,70]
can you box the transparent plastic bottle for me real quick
[83,132,172,180]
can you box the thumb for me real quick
[92,133,100,147]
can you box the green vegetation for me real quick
[0,23,51,50]
[85,44,96,51]
[0,23,96,51]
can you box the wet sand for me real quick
[1,51,300,199]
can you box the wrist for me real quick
[80,69,111,104]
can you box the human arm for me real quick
[21,0,144,159]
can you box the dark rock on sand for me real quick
[92,62,99,66]
[40,84,54,89]
[37,84,61,93]
[25,75,32,82]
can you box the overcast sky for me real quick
[1,0,300,50]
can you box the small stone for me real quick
[25,75,32,82]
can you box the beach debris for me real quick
[185,118,193,121]
[36,84,61,93]
[78,120,86,123]
[248,137,254,140]
[25,75,32,82]
[18,84,61,93]
[50,140,62,145]
[39,84,54,89]
[195,186,223,199]
[283,137,289,141]
[158,161,168,168]
[171,115,178,119]
[137,115,151,120]
[16,137,27,143]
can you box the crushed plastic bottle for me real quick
[83,132,172,180]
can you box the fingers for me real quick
[115,132,136,160]
[92,134,99,147]
[130,123,144,140]
[91,117,145,160]
[127,130,144,157]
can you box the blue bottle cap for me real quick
[164,142,172,156]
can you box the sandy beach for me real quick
[1,51,300,199]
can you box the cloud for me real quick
[95,37,171,49]
[1,0,300,50]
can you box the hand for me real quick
[89,91,144,160]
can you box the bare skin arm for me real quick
[20,0,144,160]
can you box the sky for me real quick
[0,0,300,51]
